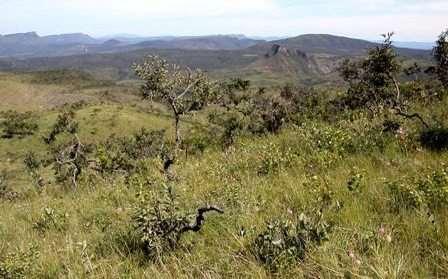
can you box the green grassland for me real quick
[0,70,448,278]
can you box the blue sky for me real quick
[1,0,446,41]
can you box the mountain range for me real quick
[0,32,263,58]
[0,32,434,85]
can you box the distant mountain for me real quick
[134,35,263,50]
[249,34,377,56]
[41,33,98,45]
[0,32,100,57]
[393,42,434,50]
[0,33,433,85]
[0,33,263,58]
[251,34,431,58]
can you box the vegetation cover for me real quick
[0,30,447,278]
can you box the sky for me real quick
[0,0,447,41]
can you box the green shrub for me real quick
[50,137,91,188]
[96,129,165,174]
[387,167,448,212]
[347,171,364,193]
[208,109,245,148]
[33,207,68,233]
[0,111,38,139]
[257,142,295,175]
[0,245,39,279]
[44,109,78,144]
[250,213,332,272]
[417,168,448,210]
[387,181,424,211]
[132,185,223,261]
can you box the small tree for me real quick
[433,29,448,88]
[339,33,430,128]
[339,33,401,113]
[44,109,78,144]
[133,56,214,169]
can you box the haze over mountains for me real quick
[0,32,434,85]
[0,32,264,58]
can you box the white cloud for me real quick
[0,0,446,41]
[60,0,279,18]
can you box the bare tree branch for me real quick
[179,206,224,235]
[396,109,430,129]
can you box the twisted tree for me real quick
[133,56,215,171]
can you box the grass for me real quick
[1,71,448,278]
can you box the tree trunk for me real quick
[392,76,401,103]
[174,114,181,160]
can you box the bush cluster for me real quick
[0,111,38,139]
[250,213,332,272]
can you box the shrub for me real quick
[337,33,400,113]
[44,110,78,144]
[387,167,448,212]
[23,152,41,173]
[51,137,91,188]
[183,133,212,155]
[387,181,424,212]
[132,185,223,261]
[417,168,448,210]
[257,142,295,175]
[96,129,166,174]
[0,171,18,201]
[347,171,364,193]
[433,29,448,88]
[249,95,288,135]
[208,109,246,148]
[0,111,38,139]
[33,207,68,233]
[0,245,39,278]
[250,213,332,272]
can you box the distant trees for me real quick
[133,56,215,171]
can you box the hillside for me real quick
[250,34,431,57]
[0,67,447,278]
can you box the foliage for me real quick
[250,213,332,272]
[51,136,91,188]
[338,33,401,113]
[0,111,38,139]
[0,245,39,279]
[44,110,78,144]
[132,185,223,261]
[257,142,295,175]
[33,207,68,233]
[208,109,246,148]
[347,171,364,193]
[0,171,18,201]
[226,78,251,92]
[23,152,41,173]
[96,129,166,174]
[133,55,216,166]
[387,166,448,212]
[433,29,448,88]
